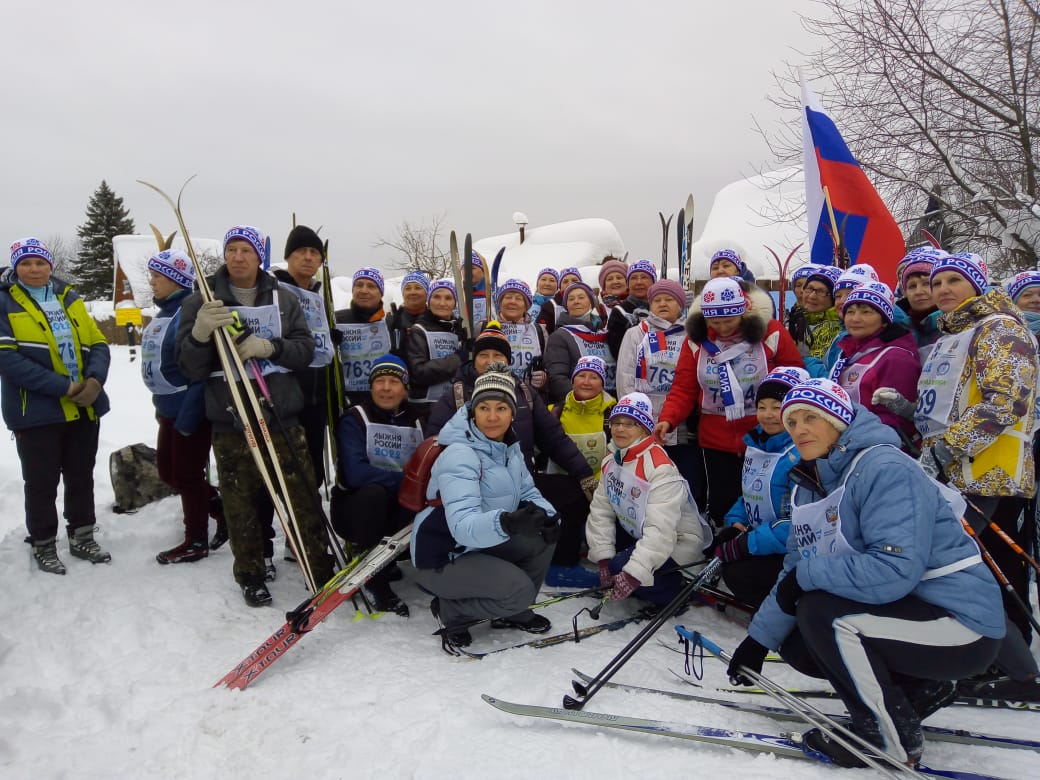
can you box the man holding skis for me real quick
[176,225,335,607]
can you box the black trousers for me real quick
[701,448,743,528]
[780,591,1000,762]
[533,473,589,566]
[330,483,413,588]
[16,417,100,542]
[965,494,1033,644]
[720,553,784,610]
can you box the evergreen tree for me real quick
[73,180,135,299]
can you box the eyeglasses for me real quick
[803,285,832,297]
[609,418,638,429]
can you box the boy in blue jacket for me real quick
[712,367,808,609]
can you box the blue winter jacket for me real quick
[335,398,423,492]
[0,271,110,431]
[410,405,556,569]
[148,291,206,434]
[722,426,798,556]
[894,300,941,353]
[749,406,1005,651]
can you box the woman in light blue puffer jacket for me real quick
[410,365,558,648]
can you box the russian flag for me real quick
[801,78,905,287]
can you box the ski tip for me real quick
[562,695,584,711]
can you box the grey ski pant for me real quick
[410,534,554,627]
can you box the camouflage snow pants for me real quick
[212,425,335,591]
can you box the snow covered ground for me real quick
[1,347,1038,779]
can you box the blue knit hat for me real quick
[805,265,843,294]
[369,354,409,387]
[791,265,816,283]
[10,237,53,268]
[611,392,655,433]
[224,225,268,268]
[756,366,811,403]
[1007,271,1040,304]
[843,281,895,323]
[782,378,855,432]
[496,278,532,307]
[353,266,385,295]
[930,252,988,296]
[428,279,457,303]
[572,355,607,383]
[401,270,431,295]
[537,267,560,285]
[710,249,745,274]
[147,249,195,289]
[559,267,581,281]
[627,258,658,283]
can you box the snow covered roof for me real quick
[690,167,810,281]
[112,234,223,307]
[472,218,626,288]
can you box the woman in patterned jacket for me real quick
[909,253,1037,645]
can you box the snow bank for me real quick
[691,168,810,280]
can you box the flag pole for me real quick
[822,186,849,270]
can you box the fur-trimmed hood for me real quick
[685,280,775,345]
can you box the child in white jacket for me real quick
[587,392,712,605]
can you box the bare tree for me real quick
[44,234,81,281]
[373,214,453,279]
[757,0,1040,277]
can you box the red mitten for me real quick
[598,560,613,588]
[610,571,641,601]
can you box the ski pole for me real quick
[563,557,721,711]
[959,517,1040,638]
[984,519,1040,577]
[679,629,912,778]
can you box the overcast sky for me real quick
[2,0,821,277]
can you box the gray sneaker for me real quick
[33,538,67,575]
[68,525,112,564]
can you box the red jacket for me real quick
[659,285,803,454]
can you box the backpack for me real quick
[398,437,446,512]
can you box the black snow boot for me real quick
[156,539,209,565]
[803,706,922,769]
[368,575,409,617]
[904,679,957,719]
[957,674,1040,701]
[68,525,112,564]
[431,598,471,647]
[264,557,277,582]
[33,538,67,575]
[491,613,552,634]
[241,581,273,608]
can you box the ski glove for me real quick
[727,636,769,686]
[529,370,547,390]
[714,532,749,563]
[500,504,545,537]
[69,377,102,408]
[609,571,641,601]
[191,300,236,342]
[598,559,613,588]
[580,475,598,502]
[871,387,915,420]
[235,334,275,362]
[918,447,942,480]
[539,513,562,545]
[931,439,956,470]
[774,569,804,616]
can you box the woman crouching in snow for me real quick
[726,378,1004,769]
[410,364,559,648]
[586,393,712,611]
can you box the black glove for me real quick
[705,525,742,558]
[500,504,544,536]
[727,636,769,686]
[329,327,344,346]
[774,569,804,616]
[714,533,749,563]
[540,513,562,544]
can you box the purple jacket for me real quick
[833,323,921,440]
